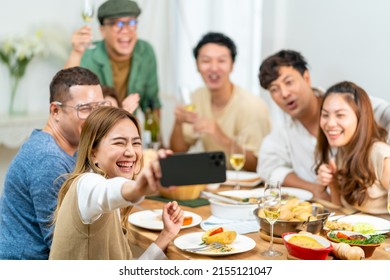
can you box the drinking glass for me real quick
[81,0,95,49]
[261,180,283,257]
[177,86,195,111]
[385,187,390,252]
[229,136,246,190]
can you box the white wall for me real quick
[261,0,390,101]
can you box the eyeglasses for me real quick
[104,19,138,32]
[53,101,111,120]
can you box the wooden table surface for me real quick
[128,186,390,260]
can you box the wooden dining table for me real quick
[127,185,390,260]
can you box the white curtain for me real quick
[136,0,264,143]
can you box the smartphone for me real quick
[159,151,226,187]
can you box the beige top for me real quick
[49,178,132,260]
[182,85,271,163]
[341,141,390,214]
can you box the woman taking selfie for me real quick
[49,106,183,259]
[315,81,390,214]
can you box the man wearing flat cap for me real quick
[65,0,160,117]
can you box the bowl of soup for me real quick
[282,232,332,260]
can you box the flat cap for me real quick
[98,0,141,24]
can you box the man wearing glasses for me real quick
[65,0,160,118]
[0,67,106,259]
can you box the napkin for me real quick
[200,215,260,234]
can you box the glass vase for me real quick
[8,75,27,116]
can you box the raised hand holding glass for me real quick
[81,0,95,49]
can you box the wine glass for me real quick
[81,0,95,49]
[385,187,390,252]
[229,136,246,190]
[261,180,283,257]
[177,86,195,111]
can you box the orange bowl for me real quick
[282,232,332,260]
[326,231,382,258]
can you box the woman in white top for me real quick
[50,106,183,259]
[315,81,390,214]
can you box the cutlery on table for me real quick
[184,242,224,252]
[332,210,361,221]
[201,191,250,205]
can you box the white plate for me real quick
[328,214,390,234]
[217,187,313,201]
[225,170,262,187]
[174,232,256,256]
[281,187,313,201]
[128,210,202,231]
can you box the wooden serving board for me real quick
[259,229,284,244]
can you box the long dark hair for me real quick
[315,81,387,205]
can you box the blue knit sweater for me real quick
[0,130,76,259]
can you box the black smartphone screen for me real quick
[159,151,226,187]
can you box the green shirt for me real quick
[80,39,161,112]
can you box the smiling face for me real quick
[57,84,104,148]
[100,16,138,61]
[267,66,316,119]
[196,43,233,91]
[92,118,142,179]
[320,93,358,148]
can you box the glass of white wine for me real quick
[261,180,282,257]
[229,136,246,190]
[384,186,390,252]
[178,86,195,112]
[81,0,95,49]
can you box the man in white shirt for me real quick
[257,50,390,200]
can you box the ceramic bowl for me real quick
[282,232,332,260]
[209,198,258,220]
[326,230,382,258]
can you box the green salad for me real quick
[328,231,386,245]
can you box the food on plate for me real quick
[331,242,365,260]
[258,200,322,222]
[281,193,298,202]
[201,227,237,245]
[325,220,353,231]
[327,230,385,258]
[182,216,193,226]
[327,231,386,245]
[288,235,325,249]
[352,222,376,234]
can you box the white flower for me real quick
[0,31,44,78]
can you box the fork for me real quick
[332,210,361,221]
[184,242,224,252]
